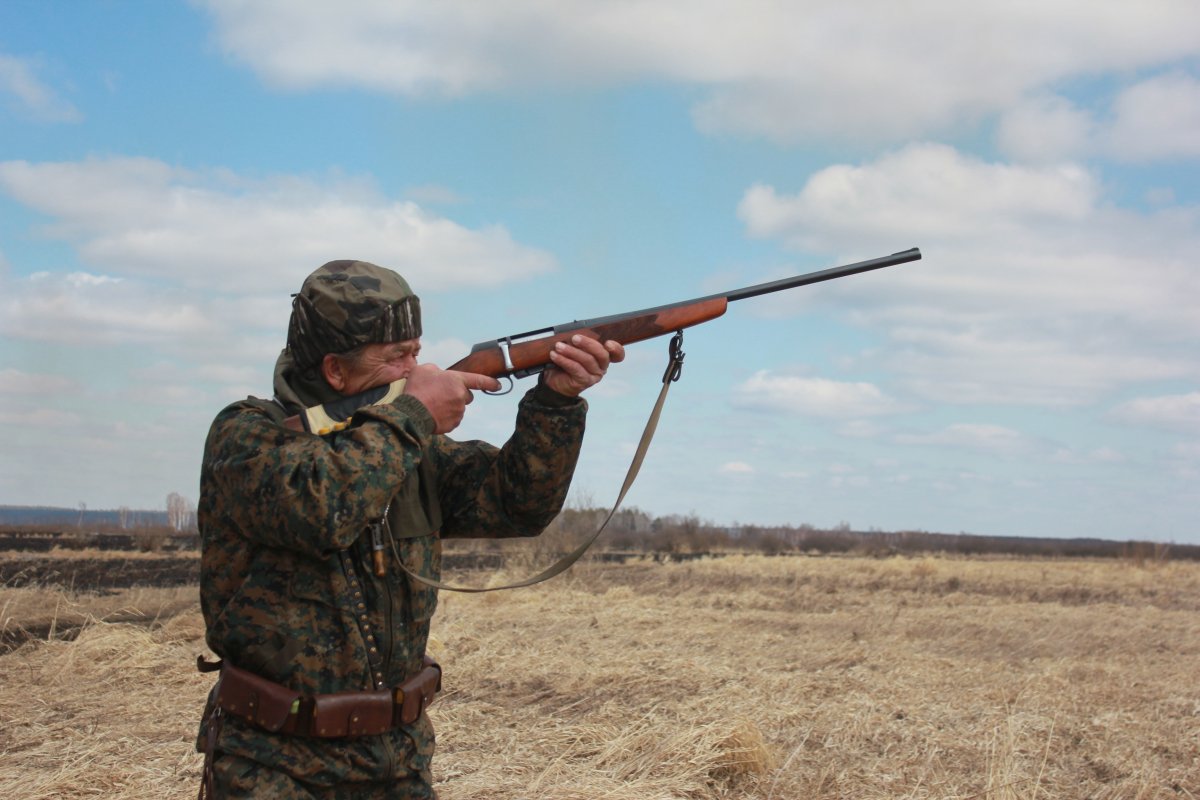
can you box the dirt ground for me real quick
[1,553,1197,799]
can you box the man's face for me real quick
[336,338,422,395]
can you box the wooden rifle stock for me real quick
[282,248,921,432]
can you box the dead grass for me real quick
[0,614,209,799]
[0,554,1197,798]
[13,547,200,561]
[1,585,198,652]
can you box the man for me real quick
[196,260,623,798]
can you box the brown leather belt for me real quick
[198,656,441,738]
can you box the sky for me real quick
[1,1,1198,544]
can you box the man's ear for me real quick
[321,353,346,391]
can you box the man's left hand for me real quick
[543,335,625,397]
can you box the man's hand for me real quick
[404,364,501,434]
[543,335,626,397]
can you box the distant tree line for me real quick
[448,506,1200,562]
[2,502,1195,561]
[0,493,197,532]
[0,505,172,529]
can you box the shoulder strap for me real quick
[399,332,687,593]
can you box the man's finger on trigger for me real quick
[463,372,502,392]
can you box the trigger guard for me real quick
[484,376,515,396]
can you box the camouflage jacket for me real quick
[197,381,586,789]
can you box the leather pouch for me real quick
[216,663,302,733]
[398,660,442,724]
[310,690,394,737]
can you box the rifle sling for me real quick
[396,332,686,593]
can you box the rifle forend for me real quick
[448,296,729,379]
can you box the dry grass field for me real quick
[1,551,1197,798]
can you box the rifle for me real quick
[285,247,921,433]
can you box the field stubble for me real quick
[0,552,1196,799]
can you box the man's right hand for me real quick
[403,364,502,434]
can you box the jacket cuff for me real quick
[531,375,585,408]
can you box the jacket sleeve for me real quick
[200,395,437,559]
[434,381,587,539]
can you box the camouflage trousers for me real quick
[211,752,436,799]
[199,703,436,799]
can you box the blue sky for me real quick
[1,1,1198,543]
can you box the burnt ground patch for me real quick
[0,553,643,593]
[0,556,200,591]
[0,529,198,553]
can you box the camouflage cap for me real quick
[286,260,422,369]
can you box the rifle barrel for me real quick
[724,248,921,304]
[469,247,922,351]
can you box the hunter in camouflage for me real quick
[196,260,623,798]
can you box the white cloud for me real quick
[996,93,1095,163]
[739,144,1099,248]
[418,337,473,369]
[733,371,903,418]
[997,71,1200,163]
[1113,392,1200,433]
[720,461,754,475]
[895,423,1033,455]
[0,53,82,123]
[1050,446,1126,465]
[0,408,82,427]
[0,369,79,394]
[838,420,886,438]
[1106,71,1200,161]
[197,1,1200,144]
[736,143,1200,406]
[1089,446,1124,463]
[0,155,574,442]
[884,325,1187,407]
[0,266,286,406]
[0,269,213,345]
[0,157,557,294]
